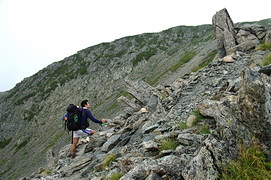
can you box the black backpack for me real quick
[66,104,83,131]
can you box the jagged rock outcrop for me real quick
[237,67,271,156]
[212,8,236,58]
[213,8,269,58]
[265,28,271,43]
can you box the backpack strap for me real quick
[71,131,73,144]
[64,120,67,131]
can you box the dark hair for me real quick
[81,100,88,107]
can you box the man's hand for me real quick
[101,119,107,123]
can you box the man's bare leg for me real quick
[71,137,79,158]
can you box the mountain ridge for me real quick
[0,10,271,179]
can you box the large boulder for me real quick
[237,68,271,154]
[212,8,236,58]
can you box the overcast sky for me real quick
[0,0,270,92]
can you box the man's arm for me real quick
[85,110,102,123]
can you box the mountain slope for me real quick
[0,24,215,179]
[0,13,270,179]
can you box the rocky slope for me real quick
[0,8,271,179]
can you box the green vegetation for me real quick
[43,132,65,153]
[108,173,124,180]
[257,43,271,51]
[159,138,180,151]
[192,110,204,126]
[15,139,29,153]
[105,50,127,59]
[15,92,36,105]
[145,51,196,85]
[0,138,12,149]
[99,154,117,169]
[23,109,36,121]
[145,70,168,86]
[261,53,271,66]
[221,143,271,179]
[199,123,211,134]
[170,52,196,72]
[192,50,217,72]
[161,91,169,100]
[131,48,157,66]
[118,91,133,100]
[41,169,52,175]
[178,122,188,130]
[0,159,8,167]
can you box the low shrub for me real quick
[192,110,203,126]
[178,122,188,130]
[101,154,117,169]
[199,123,211,134]
[221,143,271,179]
[108,172,124,180]
[0,138,12,149]
[159,138,180,151]
[192,50,217,72]
[261,53,271,66]
[257,43,271,51]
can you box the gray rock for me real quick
[145,171,162,180]
[212,8,236,58]
[61,156,92,177]
[101,134,122,152]
[265,29,271,43]
[182,146,219,180]
[237,68,271,153]
[46,148,56,169]
[125,79,157,106]
[177,133,205,146]
[142,124,159,134]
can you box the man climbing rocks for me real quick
[66,100,107,158]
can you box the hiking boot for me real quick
[71,153,77,159]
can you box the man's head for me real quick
[81,100,90,108]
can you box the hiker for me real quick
[65,100,107,158]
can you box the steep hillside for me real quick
[0,24,215,179]
[19,13,271,179]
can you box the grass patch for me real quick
[261,53,271,66]
[179,122,188,130]
[118,91,133,100]
[0,159,8,167]
[170,52,196,72]
[221,143,271,179]
[159,138,180,151]
[257,43,271,51]
[0,138,12,149]
[15,92,36,105]
[199,123,211,134]
[108,172,124,180]
[145,70,169,86]
[15,139,29,153]
[192,110,203,126]
[99,154,117,170]
[41,169,52,175]
[145,51,196,85]
[131,48,157,66]
[192,50,217,72]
